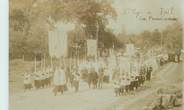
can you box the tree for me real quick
[151,29,161,46]
[117,22,182,54]
[162,22,182,53]
[9,0,118,59]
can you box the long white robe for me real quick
[53,69,66,86]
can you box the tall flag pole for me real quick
[41,56,43,70]
[44,54,46,70]
[96,21,99,61]
[34,56,37,72]
[50,56,53,69]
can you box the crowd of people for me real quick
[112,52,180,97]
[23,65,106,95]
[23,68,53,91]
[23,61,154,97]
[159,53,181,66]
[22,51,179,96]
[112,66,152,96]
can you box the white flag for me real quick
[48,30,68,58]
[48,22,74,58]
[126,44,135,56]
[87,40,97,56]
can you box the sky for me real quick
[107,0,183,34]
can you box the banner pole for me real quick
[34,56,37,72]
[41,56,43,70]
[44,54,46,70]
[51,56,53,68]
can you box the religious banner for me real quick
[120,57,131,75]
[131,61,140,76]
[56,29,68,57]
[48,29,68,58]
[108,49,117,69]
[125,44,135,56]
[87,39,97,57]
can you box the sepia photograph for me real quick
[9,0,183,110]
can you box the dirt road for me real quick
[108,62,183,110]
[9,62,183,110]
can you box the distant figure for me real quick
[92,70,98,89]
[70,71,74,88]
[49,67,54,85]
[113,78,121,96]
[146,66,152,81]
[65,66,70,84]
[40,72,46,88]
[72,70,80,92]
[53,66,66,96]
[98,69,104,89]
[125,78,131,92]
[177,53,180,63]
[23,72,32,91]
[120,76,126,95]
[34,71,42,89]
[45,69,51,87]
[88,69,93,88]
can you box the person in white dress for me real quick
[53,66,66,96]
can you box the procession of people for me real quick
[22,47,177,97]
[21,32,183,97]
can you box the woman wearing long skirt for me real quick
[53,67,66,96]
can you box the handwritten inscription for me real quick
[122,7,177,21]
[160,7,174,16]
